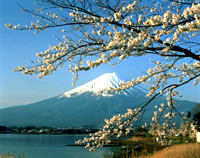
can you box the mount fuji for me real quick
[0,73,197,127]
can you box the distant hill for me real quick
[0,73,197,127]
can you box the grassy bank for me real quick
[104,135,199,158]
[141,143,200,158]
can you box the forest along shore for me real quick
[0,126,99,135]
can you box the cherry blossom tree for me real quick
[6,0,200,151]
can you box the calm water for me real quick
[0,134,112,158]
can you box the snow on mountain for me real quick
[61,72,146,98]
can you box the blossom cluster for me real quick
[76,108,141,151]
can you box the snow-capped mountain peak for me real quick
[61,73,123,97]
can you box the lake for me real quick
[0,134,113,158]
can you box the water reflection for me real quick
[0,134,110,158]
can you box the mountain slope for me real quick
[0,92,148,127]
[0,73,197,127]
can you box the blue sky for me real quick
[0,0,199,109]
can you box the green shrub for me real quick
[145,133,153,138]
[171,136,195,144]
